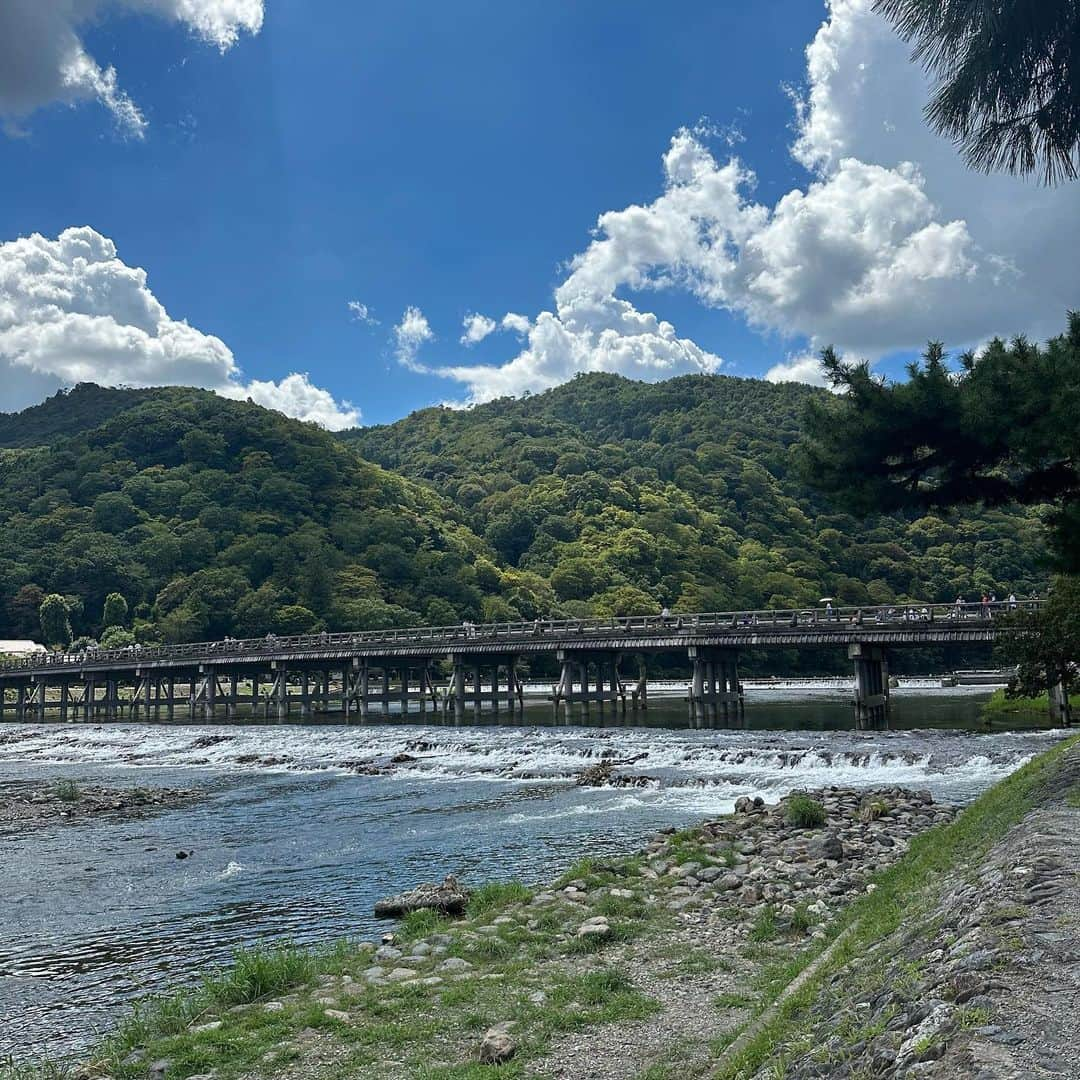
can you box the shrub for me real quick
[53,780,79,803]
[784,793,826,829]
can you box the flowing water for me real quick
[0,686,1066,1058]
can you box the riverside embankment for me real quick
[9,733,1077,1080]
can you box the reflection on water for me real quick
[0,687,1066,1059]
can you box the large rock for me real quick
[479,1023,517,1064]
[373,874,470,918]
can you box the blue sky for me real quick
[0,1,1077,427]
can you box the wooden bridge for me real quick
[0,601,1052,730]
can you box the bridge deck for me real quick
[0,601,1029,681]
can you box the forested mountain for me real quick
[0,386,496,643]
[347,373,1049,618]
[0,384,154,449]
[0,374,1050,645]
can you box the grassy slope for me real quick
[714,731,1080,1078]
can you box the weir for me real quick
[0,600,1066,729]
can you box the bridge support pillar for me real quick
[31,677,47,723]
[850,644,890,730]
[443,655,524,723]
[687,647,743,728]
[1048,676,1073,727]
[553,650,625,719]
[269,665,290,723]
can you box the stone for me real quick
[576,916,611,939]
[262,1001,284,1012]
[149,1062,170,1079]
[385,967,418,982]
[438,957,472,972]
[373,874,470,918]
[810,832,845,861]
[189,1020,222,1033]
[478,1026,517,1064]
[324,1008,350,1022]
[374,944,402,962]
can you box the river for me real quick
[0,685,1066,1059]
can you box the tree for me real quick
[997,576,1080,724]
[102,592,128,629]
[100,625,136,648]
[799,314,1080,572]
[92,491,140,533]
[39,593,72,646]
[876,0,1080,183]
[8,584,45,638]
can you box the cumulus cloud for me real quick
[393,306,434,371]
[501,313,531,336]
[460,312,497,346]
[765,354,827,386]
[0,0,263,136]
[435,0,1078,396]
[0,226,358,429]
[347,300,379,326]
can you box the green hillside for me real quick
[0,383,154,448]
[0,374,1049,646]
[346,372,1049,618]
[0,387,497,643]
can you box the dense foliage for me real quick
[0,386,495,643]
[348,371,1048,619]
[0,373,1050,646]
[875,0,1080,184]
[997,576,1079,722]
[800,313,1080,571]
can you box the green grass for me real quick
[399,908,449,942]
[749,906,778,942]
[714,733,1080,1079]
[52,779,79,803]
[783,794,825,829]
[466,880,533,917]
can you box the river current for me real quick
[0,685,1066,1058]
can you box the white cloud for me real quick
[765,354,826,386]
[501,313,531,336]
[393,306,434,371]
[460,312,496,346]
[434,0,1078,401]
[0,1,263,136]
[347,300,379,326]
[0,226,358,429]
[222,373,359,429]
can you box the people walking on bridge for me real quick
[981,594,990,618]
[1008,592,1018,610]
[825,601,834,622]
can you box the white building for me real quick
[0,640,47,656]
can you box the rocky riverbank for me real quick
[739,738,1080,1079]
[0,779,201,834]
[12,735,1077,1080]
[49,783,957,1080]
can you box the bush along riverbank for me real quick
[981,687,1080,722]
[8,737,1077,1080]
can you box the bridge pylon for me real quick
[687,645,744,728]
[849,643,890,730]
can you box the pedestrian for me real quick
[981,594,990,618]
[825,601,834,622]
[1007,592,1017,610]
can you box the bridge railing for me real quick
[0,599,1041,675]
